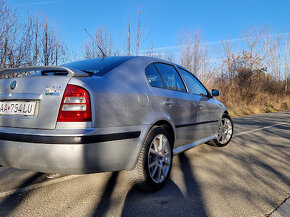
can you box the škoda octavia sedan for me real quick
[0,56,233,190]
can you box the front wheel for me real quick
[128,126,173,190]
[210,113,234,147]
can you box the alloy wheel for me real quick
[147,134,172,184]
[216,117,233,145]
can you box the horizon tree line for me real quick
[0,0,288,93]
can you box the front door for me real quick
[177,68,219,141]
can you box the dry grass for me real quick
[211,74,290,117]
[220,92,290,117]
[227,98,289,117]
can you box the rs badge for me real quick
[45,86,61,96]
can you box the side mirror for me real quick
[211,89,220,97]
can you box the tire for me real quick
[209,113,234,147]
[128,126,173,190]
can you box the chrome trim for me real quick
[0,93,42,101]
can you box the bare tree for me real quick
[136,9,141,56]
[179,30,209,79]
[41,18,53,65]
[0,2,66,68]
[180,30,194,72]
[193,30,209,79]
[127,14,131,56]
[256,26,289,81]
[32,14,40,65]
[241,26,262,55]
[221,39,236,79]
[40,18,66,66]
[125,9,144,56]
[285,34,289,92]
[0,0,17,68]
[14,12,38,67]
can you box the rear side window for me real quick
[178,68,208,96]
[145,64,165,88]
[154,63,186,92]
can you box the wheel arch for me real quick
[152,120,175,147]
[129,118,176,171]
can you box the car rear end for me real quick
[0,65,143,174]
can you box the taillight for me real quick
[57,84,92,122]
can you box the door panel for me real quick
[177,67,219,141]
[145,63,199,147]
[195,96,219,140]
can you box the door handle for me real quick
[196,103,203,110]
[164,100,174,106]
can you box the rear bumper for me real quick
[0,127,145,174]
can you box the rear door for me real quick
[0,71,71,130]
[147,63,199,147]
[178,68,219,141]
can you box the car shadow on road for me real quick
[0,172,47,216]
[120,153,209,217]
[91,171,119,217]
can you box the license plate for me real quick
[0,101,37,116]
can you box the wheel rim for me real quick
[216,117,233,145]
[148,134,172,184]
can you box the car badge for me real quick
[45,86,61,96]
[10,81,17,90]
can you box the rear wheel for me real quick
[128,126,173,190]
[210,113,233,147]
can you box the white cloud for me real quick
[141,32,290,53]
[16,1,57,6]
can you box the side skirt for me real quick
[173,135,216,155]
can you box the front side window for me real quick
[145,64,165,88]
[154,63,186,92]
[178,68,208,96]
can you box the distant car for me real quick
[0,56,233,189]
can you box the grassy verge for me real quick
[222,94,290,117]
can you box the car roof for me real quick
[62,56,180,76]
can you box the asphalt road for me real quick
[0,111,289,217]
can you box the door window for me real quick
[178,68,208,96]
[154,63,186,92]
[145,64,165,88]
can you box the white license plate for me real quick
[0,101,37,116]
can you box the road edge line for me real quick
[234,122,289,136]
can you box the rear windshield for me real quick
[0,57,132,79]
[62,56,133,76]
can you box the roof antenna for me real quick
[84,28,107,58]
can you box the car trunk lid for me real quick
[0,67,89,130]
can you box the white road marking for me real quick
[0,175,82,198]
[234,122,289,136]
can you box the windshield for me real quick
[62,56,133,76]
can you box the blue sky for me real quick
[8,0,290,56]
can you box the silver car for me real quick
[0,56,233,189]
